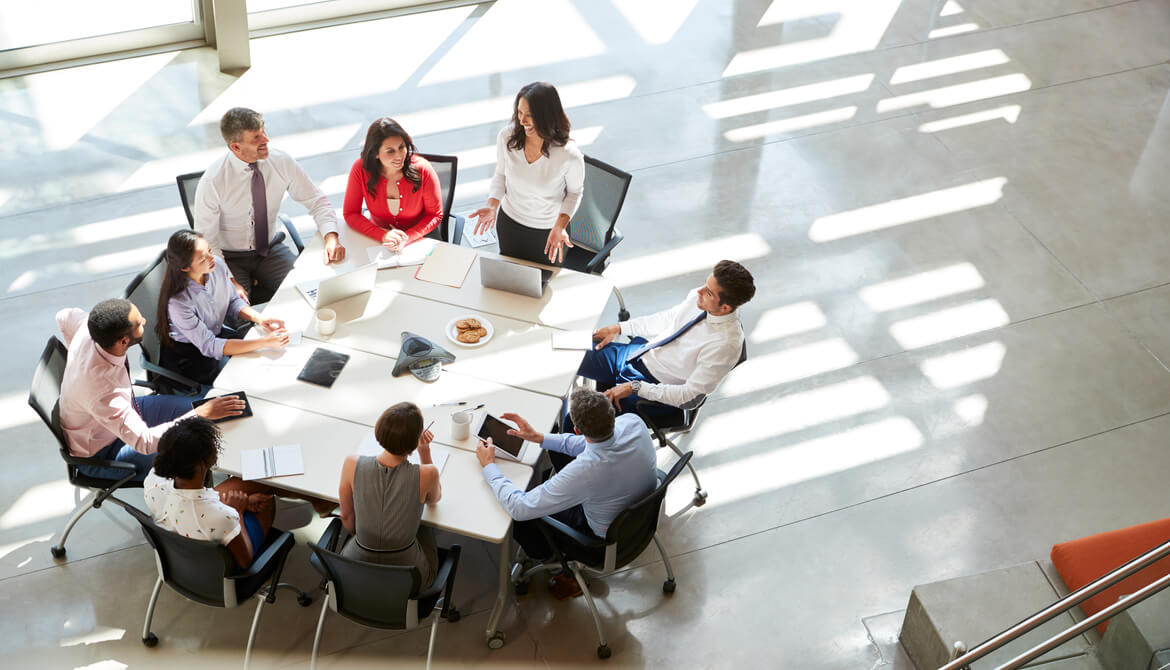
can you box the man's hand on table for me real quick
[323,232,346,264]
[193,395,247,421]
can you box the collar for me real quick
[184,274,209,292]
[92,338,125,369]
[705,309,738,326]
[226,150,258,174]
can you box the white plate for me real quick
[445,315,494,347]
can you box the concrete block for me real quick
[901,561,1092,669]
[1099,589,1170,670]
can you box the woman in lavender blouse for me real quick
[157,229,289,385]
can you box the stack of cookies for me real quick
[455,318,488,343]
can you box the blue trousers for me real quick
[570,338,674,427]
[79,394,196,482]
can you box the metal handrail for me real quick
[939,538,1170,670]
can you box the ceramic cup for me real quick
[451,411,472,441]
[317,308,337,336]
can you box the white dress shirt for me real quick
[193,148,339,257]
[487,125,585,230]
[620,293,744,409]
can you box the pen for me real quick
[425,420,435,432]
[457,403,485,414]
[433,401,466,406]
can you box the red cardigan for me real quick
[343,155,443,243]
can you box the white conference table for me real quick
[211,226,613,647]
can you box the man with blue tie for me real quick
[194,107,346,305]
[580,259,755,416]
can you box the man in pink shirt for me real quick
[57,299,244,481]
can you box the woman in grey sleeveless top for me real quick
[338,402,442,584]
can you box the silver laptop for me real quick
[296,262,377,308]
[479,257,553,298]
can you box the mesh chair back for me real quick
[309,543,421,629]
[29,336,69,452]
[570,156,632,253]
[417,153,457,243]
[176,171,202,228]
[125,504,239,607]
[606,452,692,568]
[123,250,170,376]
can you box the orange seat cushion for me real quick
[1050,518,1170,634]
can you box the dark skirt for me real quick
[496,207,565,267]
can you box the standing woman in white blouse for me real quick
[471,82,585,265]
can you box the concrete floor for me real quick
[2,0,1170,667]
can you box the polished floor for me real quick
[3,0,1170,668]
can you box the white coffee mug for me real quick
[451,411,472,441]
[317,308,337,336]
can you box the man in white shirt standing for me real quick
[579,260,755,420]
[194,107,346,304]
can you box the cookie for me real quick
[457,330,482,343]
[463,318,482,330]
[456,319,473,331]
[472,327,488,338]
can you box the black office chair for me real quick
[308,518,461,670]
[417,153,465,246]
[123,248,202,395]
[124,504,310,667]
[513,452,691,660]
[633,341,749,507]
[563,155,633,321]
[29,336,142,559]
[176,170,305,254]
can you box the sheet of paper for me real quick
[414,242,477,288]
[367,238,436,268]
[459,210,497,248]
[551,330,593,350]
[286,330,302,346]
[241,444,305,480]
[356,433,449,473]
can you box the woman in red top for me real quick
[343,118,443,250]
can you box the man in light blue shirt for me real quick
[476,388,657,563]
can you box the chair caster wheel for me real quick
[50,545,66,559]
[142,633,159,648]
[514,580,529,596]
[297,592,313,607]
[597,644,612,659]
[693,489,707,507]
[663,579,676,594]
[487,632,505,649]
[445,607,460,622]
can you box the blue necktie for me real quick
[628,311,707,361]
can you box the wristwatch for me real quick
[631,380,642,395]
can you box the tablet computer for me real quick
[191,391,253,423]
[478,414,525,461]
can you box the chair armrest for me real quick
[278,214,304,254]
[633,400,672,444]
[584,228,623,274]
[140,358,200,394]
[231,530,295,579]
[449,213,465,246]
[416,544,461,603]
[316,517,344,552]
[540,516,607,551]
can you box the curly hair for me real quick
[153,416,222,480]
[87,299,135,349]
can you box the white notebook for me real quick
[241,444,304,481]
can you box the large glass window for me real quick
[246,0,455,32]
[0,0,203,71]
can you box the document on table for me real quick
[551,330,593,350]
[357,433,450,473]
[367,238,436,268]
[459,210,497,248]
[241,444,304,480]
[414,242,476,288]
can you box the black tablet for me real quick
[478,414,524,458]
[191,391,253,423]
[297,348,350,388]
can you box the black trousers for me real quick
[496,207,564,267]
